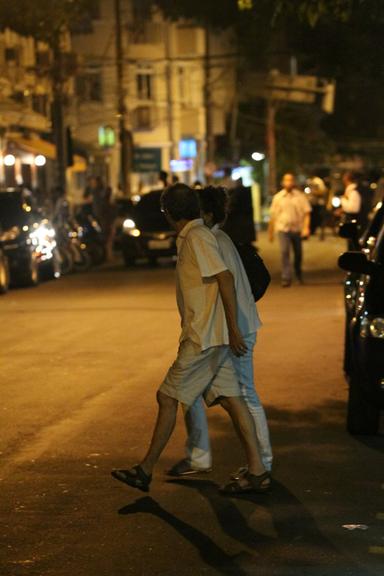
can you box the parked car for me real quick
[0,240,10,294]
[119,190,176,266]
[339,201,384,374]
[338,200,384,434]
[0,188,60,286]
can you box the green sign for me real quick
[133,147,161,173]
[98,125,116,148]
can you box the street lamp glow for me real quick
[35,154,46,167]
[251,152,265,162]
[4,154,16,167]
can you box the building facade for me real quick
[70,0,236,197]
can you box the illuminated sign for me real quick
[98,126,116,148]
[170,159,194,172]
[179,139,197,159]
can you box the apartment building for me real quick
[0,28,53,191]
[70,0,236,195]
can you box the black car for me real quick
[338,200,384,435]
[339,202,384,374]
[119,190,176,266]
[0,189,60,286]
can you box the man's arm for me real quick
[216,270,247,357]
[301,212,311,238]
[268,216,275,242]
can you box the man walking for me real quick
[112,184,270,494]
[168,186,273,481]
[269,173,311,287]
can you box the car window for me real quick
[360,203,384,245]
[0,194,29,229]
[373,226,384,265]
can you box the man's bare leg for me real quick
[220,396,265,476]
[140,391,179,476]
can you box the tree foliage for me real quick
[0,0,94,44]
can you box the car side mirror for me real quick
[338,251,377,275]
[339,220,359,241]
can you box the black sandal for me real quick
[111,465,152,493]
[220,471,271,495]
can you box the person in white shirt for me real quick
[340,171,362,219]
[269,173,311,287]
[112,184,270,495]
[168,186,273,479]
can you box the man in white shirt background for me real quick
[340,171,362,222]
[269,173,312,287]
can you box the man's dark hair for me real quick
[198,186,228,225]
[161,183,200,221]
[344,170,360,184]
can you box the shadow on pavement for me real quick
[166,478,370,576]
[118,496,250,575]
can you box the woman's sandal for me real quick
[111,465,152,493]
[220,471,271,495]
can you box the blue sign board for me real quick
[179,139,197,159]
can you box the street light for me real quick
[251,152,265,162]
[35,155,47,167]
[4,154,16,166]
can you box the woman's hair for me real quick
[161,183,200,221]
[198,186,229,225]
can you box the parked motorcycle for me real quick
[75,210,106,266]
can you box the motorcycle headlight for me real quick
[370,318,384,339]
[30,225,56,244]
[123,218,136,230]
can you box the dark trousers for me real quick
[278,231,303,282]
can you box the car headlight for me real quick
[29,225,56,259]
[360,316,384,339]
[0,226,20,241]
[123,218,136,230]
[370,318,384,339]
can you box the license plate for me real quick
[148,239,172,250]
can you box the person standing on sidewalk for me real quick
[168,186,273,479]
[112,184,270,495]
[269,173,311,287]
[340,171,362,223]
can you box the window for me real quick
[70,1,100,34]
[32,94,49,117]
[35,50,50,69]
[136,71,153,100]
[133,106,153,131]
[130,22,163,45]
[5,47,19,64]
[76,67,103,102]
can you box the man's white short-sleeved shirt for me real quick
[271,189,311,233]
[176,219,229,350]
[212,226,261,336]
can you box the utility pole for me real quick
[114,0,131,196]
[266,98,277,196]
[52,30,67,194]
[204,26,215,171]
[165,22,176,162]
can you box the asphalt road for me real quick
[0,233,383,576]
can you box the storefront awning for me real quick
[8,135,87,171]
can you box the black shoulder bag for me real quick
[235,243,271,302]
